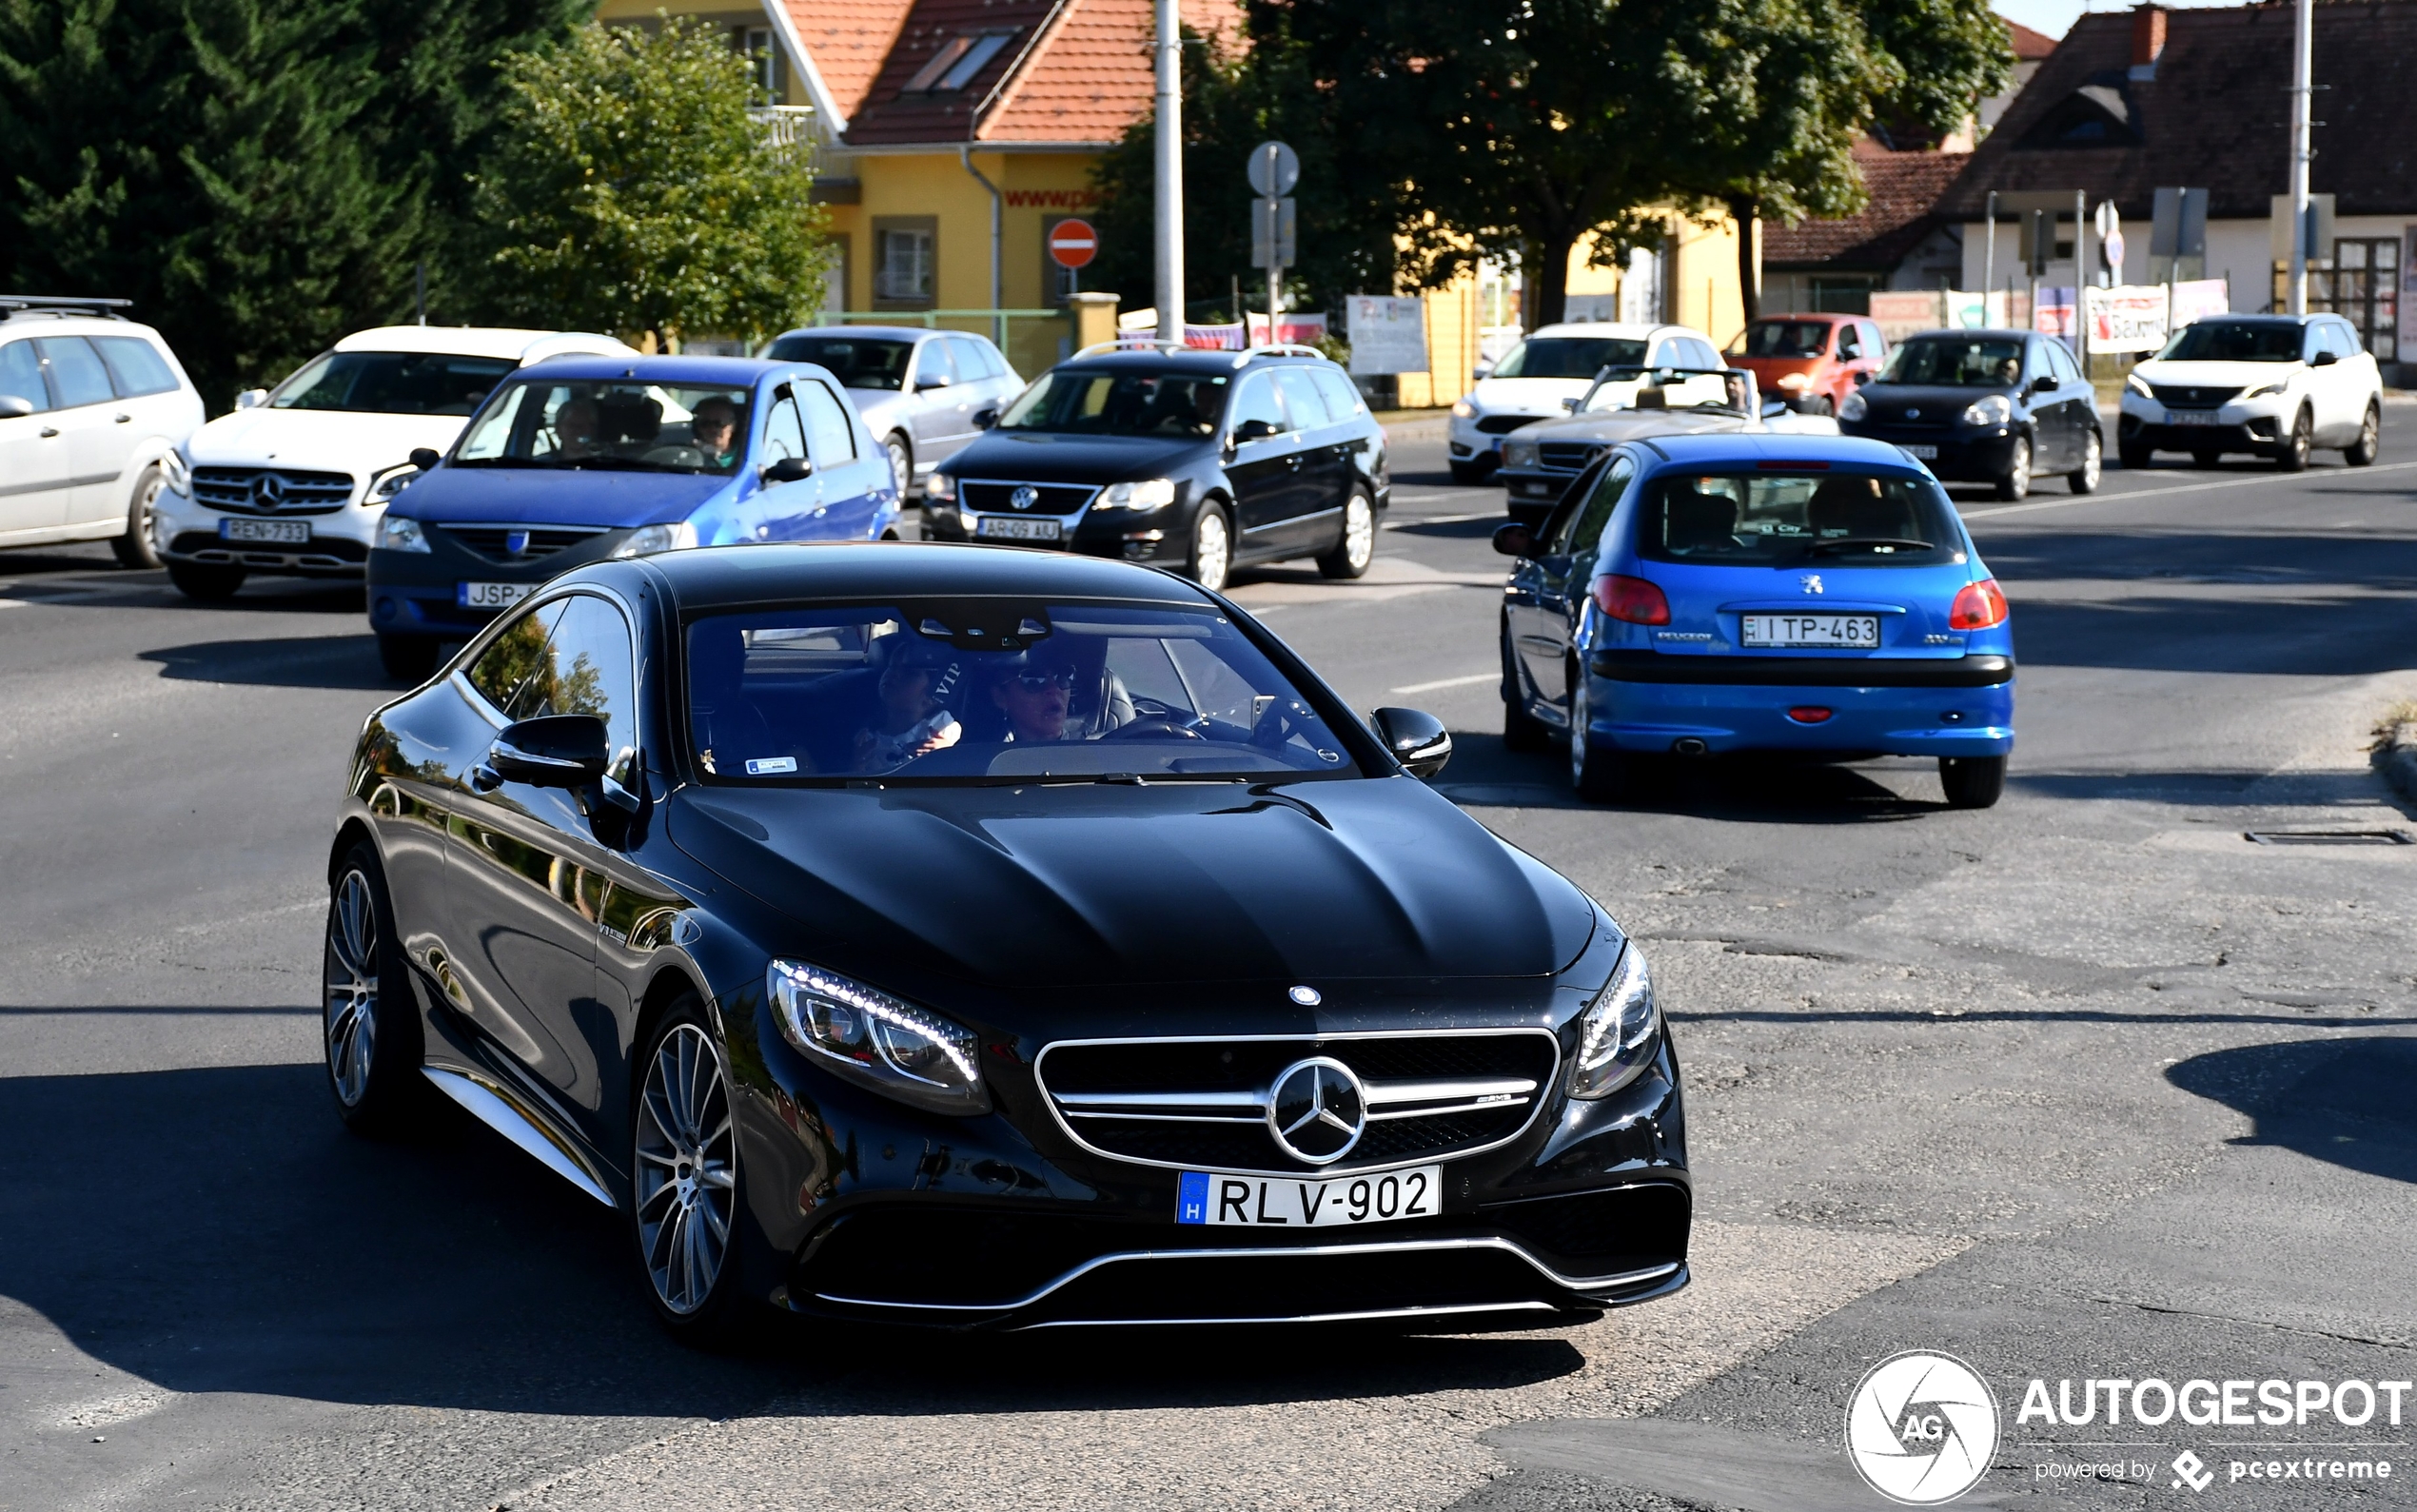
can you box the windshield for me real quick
[1493,337,1648,379]
[1582,366,1747,414]
[994,368,1228,438]
[1636,471,1964,566]
[1879,338,2024,387]
[454,379,753,472]
[1730,321,1832,359]
[686,602,1361,783]
[2156,322,2305,363]
[764,334,914,390]
[270,351,517,415]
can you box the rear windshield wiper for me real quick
[1807,537,1938,557]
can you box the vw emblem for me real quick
[503,529,531,557]
[1266,1056,1366,1165]
[1010,485,1039,511]
[1904,406,1920,419]
[1800,574,1825,594]
[251,472,286,508]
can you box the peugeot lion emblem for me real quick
[1010,485,1039,511]
[1267,1056,1366,1165]
[251,472,286,507]
[1800,574,1825,595]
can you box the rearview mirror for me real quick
[1233,418,1280,443]
[486,715,608,789]
[1370,707,1453,780]
[973,406,998,429]
[0,395,31,420]
[408,447,442,472]
[762,455,811,485]
[233,387,269,410]
[2309,348,2339,367]
[1492,521,1539,558]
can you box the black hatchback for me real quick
[920,343,1387,591]
[1838,328,2103,501]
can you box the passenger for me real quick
[992,653,1080,742]
[855,645,963,771]
[552,396,605,461]
[691,396,744,468]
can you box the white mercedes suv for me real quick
[1447,322,1725,483]
[2119,313,2382,471]
[153,325,632,599]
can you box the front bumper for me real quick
[922,500,1188,566]
[152,491,380,579]
[2117,397,2287,454]
[367,526,640,639]
[1839,423,2023,481]
[1583,655,2015,756]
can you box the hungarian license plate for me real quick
[2170,411,2222,425]
[1740,613,1881,649]
[975,516,1061,542]
[1898,443,1938,460]
[457,581,534,611]
[220,518,308,544]
[1176,1166,1442,1228]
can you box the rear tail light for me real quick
[1949,578,2008,630]
[1593,574,1671,625]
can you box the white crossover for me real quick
[1448,322,1725,484]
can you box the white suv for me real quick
[153,325,633,599]
[2119,313,2383,471]
[0,297,205,567]
[1448,322,1725,483]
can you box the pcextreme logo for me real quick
[1845,1351,2002,1505]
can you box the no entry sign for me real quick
[1049,218,1099,269]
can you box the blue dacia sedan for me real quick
[1496,433,2014,808]
[366,355,899,679]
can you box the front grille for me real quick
[192,466,355,516]
[1538,442,1606,473]
[435,523,608,565]
[2152,383,2240,409]
[1872,406,1950,429]
[960,481,1096,517]
[1475,414,1544,435]
[1035,1031,1559,1175]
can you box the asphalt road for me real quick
[4,422,2414,1512]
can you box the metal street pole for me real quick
[1982,191,1996,321]
[2286,0,2313,315]
[1153,0,1184,344]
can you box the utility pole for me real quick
[2286,0,2313,315]
[1982,191,1997,320]
[1152,0,1184,344]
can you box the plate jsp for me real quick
[1739,613,1880,649]
[1176,1166,1442,1228]
[458,581,535,610]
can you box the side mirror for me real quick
[0,395,32,420]
[1851,370,1875,387]
[1493,521,1540,558]
[233,387,269,410]
[2030,373,2057,393]
[486,715,609,789]
[408,447,442,472]
[2309,348,2339,367]
[918,371,953,390]
[972,406,998,430]
[1760,400,1789,419]
[1561,396,1582,413]
[761,455,811,485]
[1233,418,1280,443]
[1370,707,1453,779]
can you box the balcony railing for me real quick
[749,105,816,160]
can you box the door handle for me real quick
[114,413,131,423]
[40,426,59,438]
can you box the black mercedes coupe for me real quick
[322,542,1689,1336]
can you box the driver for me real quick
[855,642,963,771]
[992,652,1080,742]
[552,396,605,460]
[691,396,743,468]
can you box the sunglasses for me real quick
[1012,669,1077,691]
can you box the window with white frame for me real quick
[875,224,935,304]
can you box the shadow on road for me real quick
[2167,1036,2417,1187]
[1439,725,1946,824]
[0,1061,1586,1419]
[141,634,398,691]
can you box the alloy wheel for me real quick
[1191,508,1231,592]
[635,1024,737,1315]
[324,870,381,1107]
[1995,438,2031,501]
[886,436,913,497]
[1342,494,1374,571]
[2070,431,2101,495]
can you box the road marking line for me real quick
[1965,459,2417,520]
[1384,510,1503,530]
[1390,671,1496,695]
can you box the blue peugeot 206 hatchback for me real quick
[366,354,899,679]
[1496,432,2014,808]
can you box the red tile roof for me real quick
[777,0,917,121]
[2006,16,2058,61]
[1763,142,1973,269]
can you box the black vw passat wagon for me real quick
[322,543,1687,1335]
[920,342,1387,593]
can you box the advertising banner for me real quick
[1867,291,1942,344]
[1246,312,1326,347]
[2083,285,2171,353]
[2169,277,2230,328]
[1346,296,1427,374]
[2034,286,2077,349]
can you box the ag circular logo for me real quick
[1266,1056,1365,1164]
[1844,1350,2000,1505]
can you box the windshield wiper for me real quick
[1808,537,1938,557]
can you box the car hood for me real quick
[185,408,470,477]
[2132,359,2306,389]
[937,430,1209,485]
[666,776,1597,990]
[390,464,736,526]
[1517,408,1756,443]
[1467,376,1594,415]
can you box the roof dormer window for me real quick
[903,30,1016,93]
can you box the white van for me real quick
[0,296,206,566]
[154,325,633,599]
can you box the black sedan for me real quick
[1838,328,2102,501]
[321,543,1689,1336]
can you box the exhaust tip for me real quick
[1672,737,1709,756]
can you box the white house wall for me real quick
[1957,214,2416,314]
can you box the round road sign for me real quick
[1247,141,1300,198]
[1049,218,1098,269]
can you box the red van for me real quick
[1724,313,1885,416]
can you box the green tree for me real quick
[465,17,831,350]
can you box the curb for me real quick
[2375,721,2417,806]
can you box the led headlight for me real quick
[377,514,431,553]
[1961,393,2014,427]
[2245,380,2289,401]
[1569,943,1660,1099]
[923,472,957,503]
[768,960,989,1114]
[1095,477,1177,510]
[1451,400,1476,418]
[369,462,422,502]
[611,520,698,558]
[2125,372,2153,399]
[1838,389,1868,422]
[1777,372,1812,391]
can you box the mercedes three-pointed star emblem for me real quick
[1266,1056,1366,1165]
[252,472,287,508]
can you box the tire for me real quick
[2347,402,2381,466]
[2191,450,2222,469]
[167,560,246,599]
[632,999,756,1342]
[111,464,167,569]
[2068,429,2101,495]
[1993,436,2032,501]
[1569,681,1628,801]
[1184,501,1232,593]
[1315,488,1376,579]
[378,634,441,683]
[1448,459,1492,485]
[2276,407,2311,472]
[323,845,430,1135]
[1938,755,2007,810]
[1799,395,1835,418]
[1503,698,1552,753]
[884,433,913,498]
[2117,438,2152,470]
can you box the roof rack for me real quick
[1,294,133,320]
[1238,343,1326,361]
[1073,337,1198,360]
